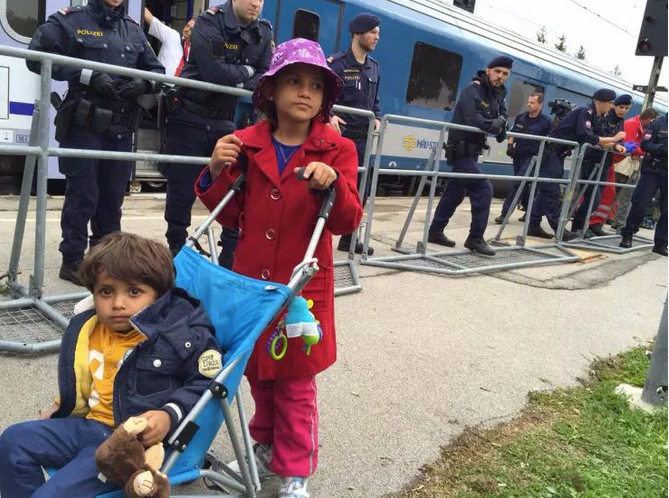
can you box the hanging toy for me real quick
[270,296,322,360]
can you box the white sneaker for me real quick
[227,443,275,479]
[278,477,309,498]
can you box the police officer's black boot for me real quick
[588,223,606,237]
[619,236,633,249]
[59,258,83,286]
[427,230,456,248]
[464,236,495,256]
[527,224,553,239]
[337,233,374,256]
[652,245,668,256]
[560,229,579,242]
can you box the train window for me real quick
[292,9,319,42]
[554,87,590,108]
[4,0,45,39]
[508,79,545,119]
[406,42,462,111]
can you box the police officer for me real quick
[328,13,381,255]
[495,92,552,224]
[161,0,272,267]
[620,113,668,256]
[528,88,626,241]
[571,93,630,237]
[428,56,512,256]
[27,0,165,285]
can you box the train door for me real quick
[275,0,343,55]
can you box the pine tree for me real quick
[537,26,547,44]
[576,45,586,60]
[555,35,567,52]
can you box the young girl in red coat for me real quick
[195,38,363,498]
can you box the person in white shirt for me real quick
[144,8,192,77]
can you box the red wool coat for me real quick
[195,120,363,380]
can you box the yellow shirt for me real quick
[86,323,145,427]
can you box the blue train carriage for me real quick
[261,0,667,193]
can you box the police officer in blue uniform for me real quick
[495,92,552,224]
[428,56,512,256]
[528,88,625,241]
[328,13,381,255]
[27,0,165,285]
[571,93,630,237]
[620,113,668,255]
[161,0,272,267]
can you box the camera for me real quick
[547,98,574,120]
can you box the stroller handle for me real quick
[294,166,337,221]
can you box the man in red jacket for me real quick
[589,107,659,230]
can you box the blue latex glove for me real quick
[623,141,638,154]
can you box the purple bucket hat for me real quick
[252,38,344,122]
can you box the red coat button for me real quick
[266,229,276,240]
[261,269,271,280]
[270,188,281,200]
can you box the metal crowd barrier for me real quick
[359,114,584,275]
[558,144,654,254]
[0,45,373,352]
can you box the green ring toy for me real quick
[271,331,288,360]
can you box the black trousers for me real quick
[58,125,132,261]
[161,107,236,254]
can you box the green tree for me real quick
[555,34,567,52]
[537,26,547,44]
[576,45,586,60]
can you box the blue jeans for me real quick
[0,417,116,498]
[430,155,493,239]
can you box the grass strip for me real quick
[396,347,668,498]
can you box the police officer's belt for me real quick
[545,143,571,157]
[181,98,234,120]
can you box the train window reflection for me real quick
[406,42,462,112]
[293,9,319,42]
[508,79,545,119]
[5,0,45,39]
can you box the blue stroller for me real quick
[47,162,336,498]
[160,164,335,496]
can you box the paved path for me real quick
[0,195,665,497]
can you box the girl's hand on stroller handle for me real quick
[210,134,243,180]
[294,162,337,190]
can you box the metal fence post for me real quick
[7,106,40,287]
[641,297,668,405]
[30,59,53,299]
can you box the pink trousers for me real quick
[247,375,319,478]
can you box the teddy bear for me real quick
[95,416,170,498]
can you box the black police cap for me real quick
[593,88,616,102]
[487,55,513,69]
[349,13,380,34]
[614,94,632,105]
